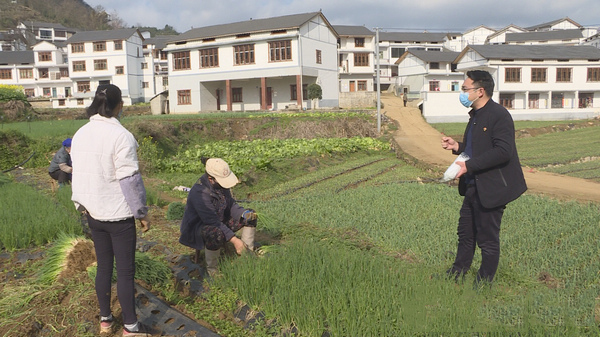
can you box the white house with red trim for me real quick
[164,11,339,113]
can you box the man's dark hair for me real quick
[466,70,494,97]
[86,84,123,118]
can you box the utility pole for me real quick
[375,27,381,134]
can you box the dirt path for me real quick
[381,93,600,204]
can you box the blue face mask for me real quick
[459,91,475,108]
[117,108,123,119]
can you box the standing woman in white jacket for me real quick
[71,84,151,336]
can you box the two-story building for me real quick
[17,21,76,45]
[63,28,146,107]
[0,51,35,95]
[422,44,600,122]
[31,41,72,101]
[164,11,339,113]
[377,32,448,91]
[142,35,175,97]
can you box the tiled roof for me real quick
[170,12,328,43]
[524,17,581,31]
[65,28,141,44]
[332,25,374,36]
[505,29,583,42]
[404,50,460,63]
[144,35,179,49]
[465,44,600,60]
[0,51,35,65]
[20,21,74,31]
[378,32,448,43]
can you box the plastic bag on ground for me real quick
[440,153,470,182]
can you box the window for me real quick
[587,68,600,82]
[579,93,593,108]
[269,40,292,62]
[499,93,515,109]
[38,52,52,62]
[173,51,191,70]
[58,99,65,106]
[355,38,365,47]
[290,84,307,100]
[451,81,459,91]
[24,88,35,97]
[531,68,547,82]
[556,68,572,82]
[429,80,440,91]
[142,82,149,88]
[19,69,33,79]
[0,69,11,79]
[94,59,107,70]
[357,81,367,91]
[234,44,255,65]
[39,68,49,78]
[354,53,369,66]
[114,40,123,50]
[93,41,106,52]
[39,29,52,40]
[232,88,243,102]
[43,87,51,96]
[505,68,521,82]
[391,48,405,58]
[551,93,564,108]
[316,50,322,64]
[162,77,168,86]
[200,48,219,68]
[77,98,84,105]
[73,61,86,72]
[77,81,90,92]
[429,62,440,70]
[60,68,69,78]
[55,31,66,38]
[161,51,167,60]
[71,43,84,53]
[177,90,191,105]
[528,93,539,109]
[115,66,124,75]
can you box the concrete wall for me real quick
[339,91,377,109]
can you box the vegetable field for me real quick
[1,113,600,336]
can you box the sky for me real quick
[84,0,600,34]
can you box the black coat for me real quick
[179,174,245,250]
[455,99,527,209]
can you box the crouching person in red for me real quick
[179,157,257,276]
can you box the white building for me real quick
[32,41,72,101]
[395,50,463,118]
[164,11,339,113]
[333,25,375,92]
[485,25,527,45]
[0,51,35,92]
[64,28,146,107]
[142,35,175,98]
[421,44,600,122]
[505,29,587,46]
[17,21,76,44]
[377,32,448,91]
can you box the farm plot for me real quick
[542,159,600,183]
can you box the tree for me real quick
[307,83,322,110]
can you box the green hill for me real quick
[0,0,112,31]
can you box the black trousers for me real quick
[49,170,71,184]
[87,214,138,325]
[449,185,505,283]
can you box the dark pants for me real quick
[87,214,138,325]
[448,185,505,283]
[49,170,71,184]
[200,218,255,250]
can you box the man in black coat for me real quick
[441,70,527,285]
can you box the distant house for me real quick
[524,17,581,32]
[32,41,71,101]
[64,28,146,107]
[459,25,496,48]
[0,51,35,97]
[445,44,600,122]
[395,50,463,119]
[333,25,375,92]
[142,34,177,97]
[485,25,527,45]
[17,21,76,44]
[505,29,585,46]
[377,31,448,90]
[0,31,28,51]
[164,11,339,113]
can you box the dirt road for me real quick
[381,93,600,204]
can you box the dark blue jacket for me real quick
[455,99,527,209]
[179,174,245,250]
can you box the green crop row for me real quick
[161,137,390,176]
[517,127,600,167]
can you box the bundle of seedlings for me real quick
[38,233,96,284]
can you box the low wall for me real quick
[339,92,377,109]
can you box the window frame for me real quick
[499,93,515,109]
[114,40,123,50]
[77,81,90,93]
[531,68,547,82]
[232,87,243,102]
[316,49,322,64]
[587,67,600,82]
[94,59,108,71]
[19,68,33,79]
[115,66,124,75]
[354,38,365,47]
[71,43,85,53]
[556,68,572,82]
[93,41,107,52]
[199,48,219,68]
[38,52,52,62]
[269,40,292,62]
[505,67,521,83]
[234,44,255,65]
[0,69,12,79]
[73,61,86,72]
[429,80,440,91]
[354,52,370,67]
[177,90,191,105]
[173,51,191,70]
